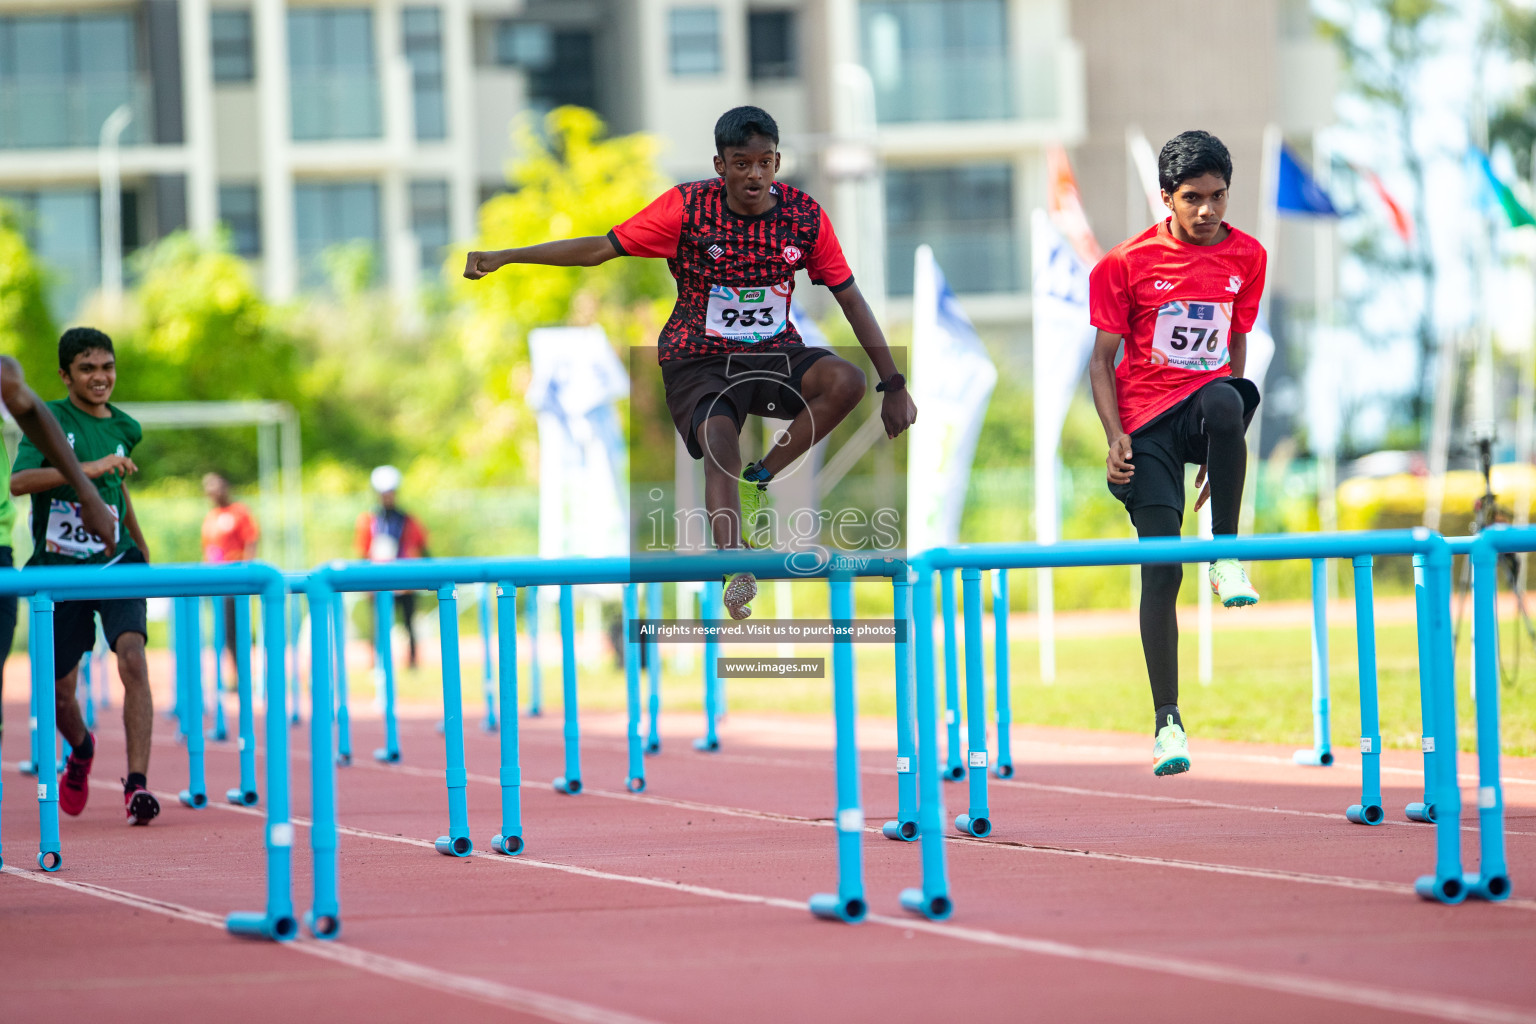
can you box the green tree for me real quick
[0,201,59,387]
[1318,0,1452,439]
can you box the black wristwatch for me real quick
[876,373,906,394]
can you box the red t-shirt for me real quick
[1089,219,1267,435]
[609,178,853,362]
[201,502,259,563]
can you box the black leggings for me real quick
[1133,384,1249,710]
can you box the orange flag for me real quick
[1046,144,1103,265]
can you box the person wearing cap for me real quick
[355,465,430,668]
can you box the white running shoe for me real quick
[1153,715,1190,776]
[1208,558,1260,608]
[723,571,757,621]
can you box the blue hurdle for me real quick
[0,562,295,940]
[526,584,543,716]
[373,589,400,763]
[644,581,663,754]
[903,530,1477,904]
[1294,558,1335,767]
[479,581,498,732]
[298,550,933,932]
[209,597,229,742]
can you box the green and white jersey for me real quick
[13,399,141,566]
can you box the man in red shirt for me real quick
[356,465,430,667]
[202,472,259,687]
[1087,130,1267,777]
[464,106,916,619]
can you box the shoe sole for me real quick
[126,791,160,826]
[1210,581,1259,608]
[1153,757,1191,776]
[724,574,757,621]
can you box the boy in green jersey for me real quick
[11,328,158,825]
[0,354,117,751]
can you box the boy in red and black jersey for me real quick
[1087,130,1267,778]
[466,106,916,618]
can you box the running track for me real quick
[3,703,1534,1024]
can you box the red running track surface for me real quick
[2,701,1534,1024]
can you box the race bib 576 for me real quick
[705,283,791,344]
[1150,300,1232,371]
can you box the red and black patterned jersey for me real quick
[608,178,854,362]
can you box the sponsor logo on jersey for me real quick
[66,433,75,448]
[708,244,725,261]
[1227,275,1241,293]
[783,245,802,264]
[1153,280,1173,291]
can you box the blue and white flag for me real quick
[1277,144,1340,217]
[907,245,997,551]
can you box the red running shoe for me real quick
[124,783,160,826]
[59,739,93,816]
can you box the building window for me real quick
[403,7,445,141]
[410,179,450,278]
[669,7,720,76]
[295,180,381,290]
[495,22,598,116]
[211,10,254,83]
[287,9,381,141]
[218,184,261,257]
[860,0,1010,124]
[2,187,105,318]
[885,164,1017,295]
[748,10,796,81]
[0,14,145,149]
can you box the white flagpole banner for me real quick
[527,326,631,561]
[907,245,997,552]
[1030,209,1099,683]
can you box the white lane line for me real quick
[194,808,1536,1024]
[0,864,665,1024]
[330,761,1536,911]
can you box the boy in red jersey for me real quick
[465,107,916,619]
[1087,130,1266,776]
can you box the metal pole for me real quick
[526,585,542,716]
[623,584,645,792]
[433,585,473,856]
[479,582,497,731]
[956,568,992,837]
[1295,558,1334,766]
[696,579,722,752]
[210,597,228,742]
[940,568,963,780]
[1406,554,1438,821]
[97,104,133,312]
[490,582,524,856]
[227,595,258,805]
[1468,542,1509,899]
[373,591,400,763]
[553,584,582,793]
[333,595,351,766]
[900,565,954,920]
[177,598,209,809]
[882,568,918,841]
[809,577,868,923]
[306,587,342,937]
[992,569,1014,778]
[31,594,61,871]
[1346,556,1383,825]
[644,582,663,754]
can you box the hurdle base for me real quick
[226,911,299,942]
[373,747,401,764]
[1464,872,1511,902]
[552,775,582,795]
[644,738,661,755]
[481,719,498,734]
[305,910,342,940]
[526,706,543,718]
[954,813,992,838]
[1405,801,1437,823]
[178,789,208,809]
[336,752,352,767]
[436,720,445,735]
[625,776,646,794]
[225,788,259,807]
[490,833,524,856]
[1292,748,1334,767]
[1345,803,1384,826]
[881,819,918,842]
[434,834,473,857]
[899,887,953,921]
[993,763,1014,779]
[943,764,965,782]
[808,892,867,924]
[210,726,229,742]
[37,849,61,872]
[1414,873,1467,905]
[16,759,38,777]
[692,737,719,753]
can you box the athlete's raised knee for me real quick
[1201,385,1245,435]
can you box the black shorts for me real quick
[662,347,835,459]
[50,547,150,679]
[1107,377,1260,521]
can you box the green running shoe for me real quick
[1153,715,1191,776]
[1208,557,1260,608]
[739,476,769,548]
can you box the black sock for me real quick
[125,772,147,793]
[72,731,94,761]
[1155,704,1183,736]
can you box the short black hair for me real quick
[59,326,114,372]
[1158,130,1233,194]
[714,106,779,153]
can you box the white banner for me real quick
[907,245,997,551]
[527,326,630,559]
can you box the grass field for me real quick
[379,617,1536,757]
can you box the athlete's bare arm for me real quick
[832,281,917,438]
[1088,329,1133,484]
[463,236,620,278]
[0,355,118,555]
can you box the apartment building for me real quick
[0,0,1087,324]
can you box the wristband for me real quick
[875,373,906,394]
